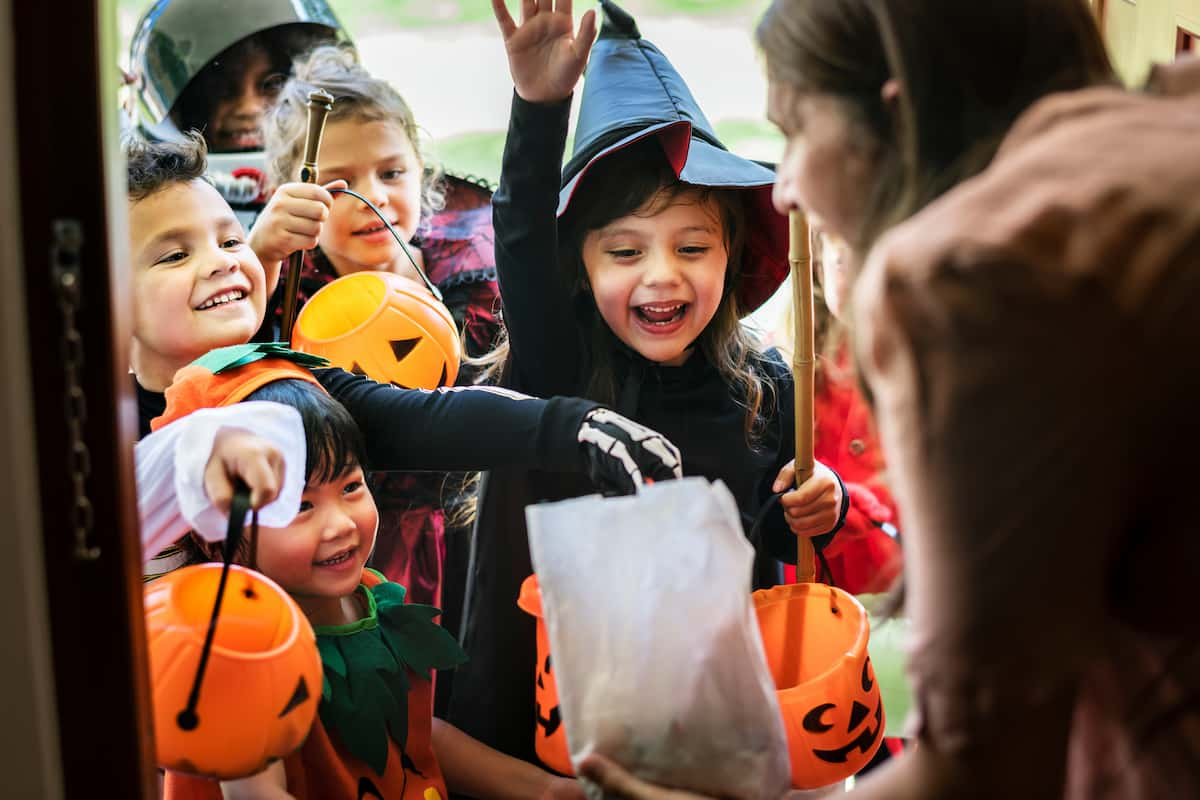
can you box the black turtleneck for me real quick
[136,379,167,439]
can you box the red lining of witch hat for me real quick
[659,121,690,174]
[556,120,692,219]
[739,184,791,314]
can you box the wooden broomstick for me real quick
[279,88,335,344]
[789,211,818,582]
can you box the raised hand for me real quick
[492,0,598,104]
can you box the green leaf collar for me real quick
[313,571,467,776]
[192,343,330,375]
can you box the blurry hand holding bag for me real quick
[526,477,792,800]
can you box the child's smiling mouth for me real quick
[313,547,357,568]
[194,288,248,311]
[217,129,262,150]
[352,221,400,240]
[633,302,688,328]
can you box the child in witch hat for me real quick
[440,0,850,766]
[142,349,587,799]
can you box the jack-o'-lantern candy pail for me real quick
[752,583,883,789]
[291,271,461,390]
[145,563,323,780]
[516,574,573,775]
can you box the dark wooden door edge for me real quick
[12,0,155,795]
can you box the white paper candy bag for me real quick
[526,478,791,800]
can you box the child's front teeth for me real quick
[197,290,244,310]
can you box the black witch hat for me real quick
[558,0,788,314]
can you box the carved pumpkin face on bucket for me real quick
[752,583,884,789]
[517,574,573,775]
[145,563,324,780]
[291,271,461,390]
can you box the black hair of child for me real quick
[244,379,367,485]
[559,137,746,285]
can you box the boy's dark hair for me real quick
[126,131,209,202]
[243,379,367,485]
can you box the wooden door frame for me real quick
[1178,25,1198,56]
[11,0,154,794]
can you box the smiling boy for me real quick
[128,134,271,395]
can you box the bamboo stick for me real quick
[789,211,817,582]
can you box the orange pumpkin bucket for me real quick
[291,271,462,390]
[752,583,884,788]
[145,564,323,779]
[516,574,573,775]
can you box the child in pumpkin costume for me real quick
[440,0,852,763]
[126,136,683,582]
[250,44,504,608]
[151,352,586,800]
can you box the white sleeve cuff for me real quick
[137,418,193,564]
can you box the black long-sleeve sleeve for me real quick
[314,368,597,474]
[492,94,584,398]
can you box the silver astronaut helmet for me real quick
[129,0,349,150]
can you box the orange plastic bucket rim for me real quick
[295,271,394,345]
[753,583,871,691]
[152,563,305,662]
[296,271,458,344]
[518,573,543,617]
[292,271,462,390]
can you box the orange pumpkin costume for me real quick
[149,344,327,432]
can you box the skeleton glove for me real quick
[577,408,683,495]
